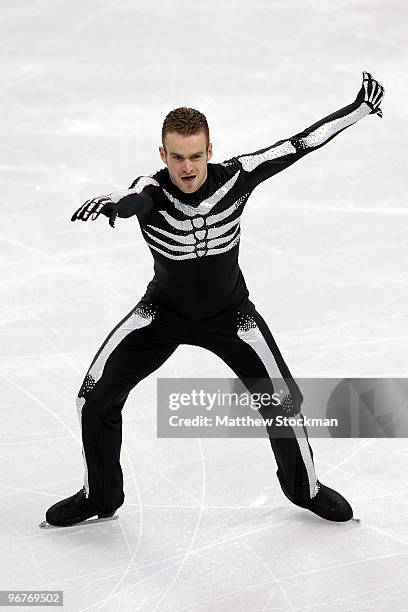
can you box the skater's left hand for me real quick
[354,70,385,118]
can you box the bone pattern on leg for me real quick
[236,312,319,499]
[76,304,157,497]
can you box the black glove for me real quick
[354,70,385,118]
[71,196,117,227]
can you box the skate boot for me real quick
[40,487,119,528]
[292,481,354,522]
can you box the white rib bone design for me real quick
[143,224,240,254]
[162,171,240,216]
[144,173,249,259]
[146,233,241,260]
[146,216,240,244]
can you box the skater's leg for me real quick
[196,300,318,505]
[76,301,179,512]
[242,305,319,505]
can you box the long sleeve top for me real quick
[103,98,371,320]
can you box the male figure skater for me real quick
[42,71,384,528]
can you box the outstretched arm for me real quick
[234,71,385,192]
[71,176,158,227]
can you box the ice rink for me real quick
[1,0,408,610]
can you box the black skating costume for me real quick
[44,73,384,527]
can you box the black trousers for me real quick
[76,297,319,513]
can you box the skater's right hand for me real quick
[71,196,116,224]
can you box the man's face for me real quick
[159,131,213,194]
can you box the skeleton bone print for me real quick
[142,171,250,260]
[93,86,381,319]
[70,74,384,512]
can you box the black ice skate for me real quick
[39,487,119,529]
[287,481,359,523]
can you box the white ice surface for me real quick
[1,0,408,610]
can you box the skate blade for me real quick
[352,517,361,524]
[39,515,119,529]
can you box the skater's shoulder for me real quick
[129,167,167,191]
[149,166,169,186]
[216,155,244,177]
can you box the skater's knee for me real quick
[77,373,98,399]
[258,392,301,421]
[79,385,126,425]
[279,393,302,417]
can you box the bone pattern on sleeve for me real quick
[100,176,158,222]
[234,99,371,192]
